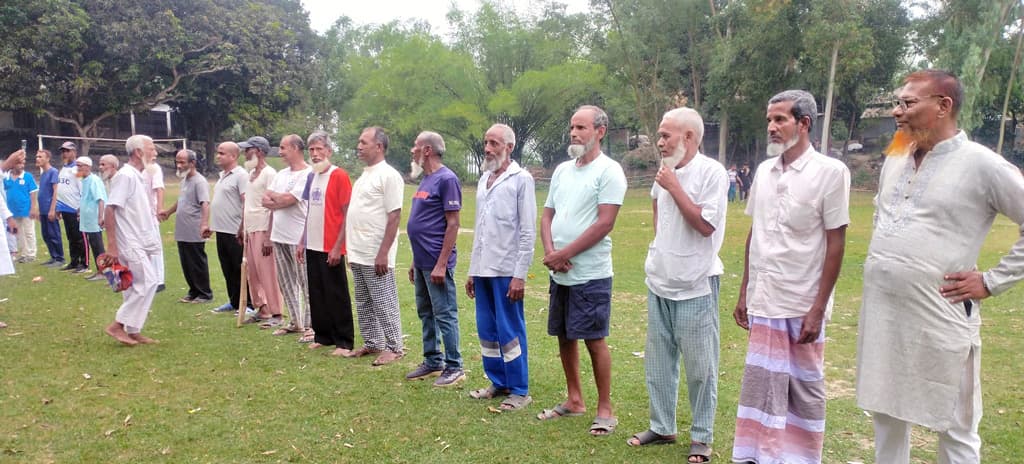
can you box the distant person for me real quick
[159,150,213,304]
[726,164,738,202]
[536,105,626,437]
[2,151,38,263]
[345,127,405,365]
[262,134,313,342]
[207,142,249,314]
[465,124,536,410]
[627,108,727,464]
[75,156,107,281]
[103,135,163,346]
[56,142,87,272]
[857,70,1024,464]
[738,163,752,201]
[34,149,64,267]
[404,131,465,387]
[238,136,282,327]
[732,90,850,464]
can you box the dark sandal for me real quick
[688,442,712,463]
[627,429,677,446]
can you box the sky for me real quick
[300,0,591,35]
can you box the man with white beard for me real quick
[626,108,727,464]
[536,105,626,437]
[158,150,213,304]
[465,123,536,410]
[731,90,850,464]
[237,136,283,326]
[135,135,166,292]
[103,137,163,346]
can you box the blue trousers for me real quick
[413,268,462,369]
[473,276,529,396]
[40,216,63,262]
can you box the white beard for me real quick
[567,137,597,160]
[661,145,686,170]
[766,134,799,158]
[100,170,114,181]
[145,162,160,175]
[482,154,507,173]
[410,160,423,179]
[312,159,331,174]
[244,158,258,170]
[175,169,187,180]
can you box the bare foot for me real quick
[330,347,352,357]
[129,333,159,344]
[105,322,138,346]
[0,321,7,329]
[308,342,325,350]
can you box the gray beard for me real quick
[482,155,506,173]
[567,138,597,159]
[766,134,799,157]
[244,158,258,170]
[661,145,687,169]
[175,169,187,180]
[312,159,331,174]
[100,170,114,181]
[410,160,423,179]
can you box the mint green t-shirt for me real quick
[544,153,627,286]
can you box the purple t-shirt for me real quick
[407,166,461,270]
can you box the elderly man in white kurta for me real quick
[627,108,727,464]
[103,138,163,346]
[857,70,1024,464]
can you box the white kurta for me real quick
[856,131,1024,430]
[0,191,13,276]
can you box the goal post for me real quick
[33,134,188,157]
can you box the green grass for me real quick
[1,185,1022,463]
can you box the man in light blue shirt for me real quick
[76,156,107,280]
[537,105,627,436]
[466,123,536,411]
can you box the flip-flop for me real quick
[371,351,404,366]
[589,416,618,436]
[627,429,677,446]
[688,442,712,463]
[259,317,283,329]
[500,394,533,411]
[469,385,510,399]
[536,404,584,420]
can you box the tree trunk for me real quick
[821,41,840,156]
[998,22,1024,154]
[718,111,729,164]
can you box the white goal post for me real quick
[33,134,188,155]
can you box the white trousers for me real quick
[873,347,982,464]
[115,246,160,333]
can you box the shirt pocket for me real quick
[780,195,820,233]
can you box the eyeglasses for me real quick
[891,94,947,111]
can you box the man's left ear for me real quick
[938,96,953,118]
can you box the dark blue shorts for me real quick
[547,277,612,340]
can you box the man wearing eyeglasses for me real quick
[857,69,1024,463]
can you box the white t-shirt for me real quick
[745,147,851,319]
[244,165,276,233]
[56,163,82,210]
[346,161,404,267]
[269,165,311,245]
[645,153,728,301]
[107,165,161,252]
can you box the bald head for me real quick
[216,142,240,171]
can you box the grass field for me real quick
[1,182,1022,463]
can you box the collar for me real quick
[483,160,522,186]
[928,130,967,156]
[771,145,817,172]
[219,166,241,179]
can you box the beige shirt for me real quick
[243,165,276,233]
[345,161,404,267]
[744,146,850,319]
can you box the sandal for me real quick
[688,442,712,463]
[627,429,677,446]
[589,416,618,436]
[271,325,299,336]
[500,394,533,410]
[344,346,381,358]
[371,351,404,366]
[259,317,283,329]
[297,329,315,343]
[537,404,584,420]
[242,316,271,325]
[469,385,510,399]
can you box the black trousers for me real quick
[60,211,86,267]
[306,250,354,349]
[215,232,249,309]
[178,241,213,300]
[84,231,104,271]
